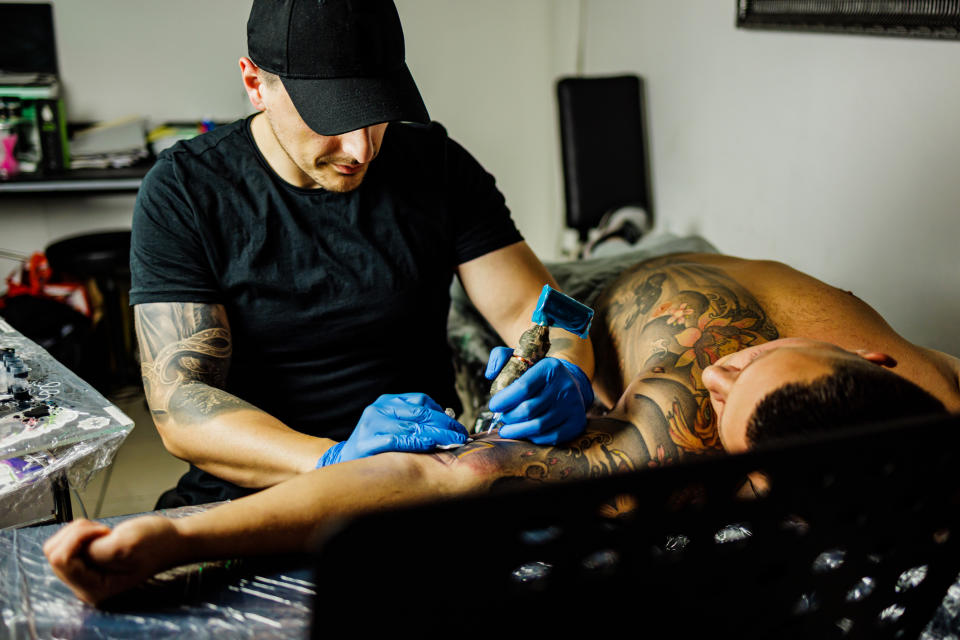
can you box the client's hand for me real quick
[317,393,468,467]
[43,516,181,606]
[486,347,594,445]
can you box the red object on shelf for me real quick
[1,252,91,317]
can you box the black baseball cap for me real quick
[247,0,429,136]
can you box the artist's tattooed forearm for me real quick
[592,254,778,454]
[166,383,257,426]
[135,302,238,421]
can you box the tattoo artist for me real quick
[131,0,594,508]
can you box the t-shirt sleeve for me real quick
[444,136,523,265]
[129,156,221,305]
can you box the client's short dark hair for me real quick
[746,361,947,447]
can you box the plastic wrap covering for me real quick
[0,321,134,528]
[0,505,315,639]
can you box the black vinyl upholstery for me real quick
[557,75,652,240]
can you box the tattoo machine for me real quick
[477,285,594,432]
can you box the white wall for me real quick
[396,0,562,259]
[0,0,254,274]
[579,0,960,354]
[3,1,957,355]
[0,0,563,270]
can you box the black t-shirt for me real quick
[130,116,522,503]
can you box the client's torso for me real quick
[592,253,960,414]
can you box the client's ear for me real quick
[855,349,897,368]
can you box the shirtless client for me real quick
[44,252,960,605]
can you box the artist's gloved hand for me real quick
[317,393,468,467]
[485,347,594,445]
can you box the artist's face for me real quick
[259,78,387,192]
[701,338,892,454]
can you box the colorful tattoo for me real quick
[590,255,779,456]
[435,255,781,492]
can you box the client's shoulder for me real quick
[918,347,960,411]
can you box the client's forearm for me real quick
[43,452,447,606]
[169,451,451,561]
[143,415,660,564]
[46,412,674,605]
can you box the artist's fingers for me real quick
[377,393,442,411]
[392,424,468,451]
[379,403,462,432]
[498,418,549,443]
[489,359,554,413]
[485,346,514,380]
[356,433,399,456]
[425,410,469,435]
[364,422,467,454]
[397,393,443,411]
[500,394,551,424]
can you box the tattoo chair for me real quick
[557,75,653,258]
[313,411,960,638]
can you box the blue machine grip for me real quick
[530,285,594,338]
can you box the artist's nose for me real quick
[701,363,739,399]
[338,127,376,164]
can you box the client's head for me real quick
[701,337,947,453]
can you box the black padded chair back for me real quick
[557,75,652,241]
[313,412,960,637]
[44,230,134,391]
[45,230,131,279]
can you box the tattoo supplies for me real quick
[2,349,30,404]
[477,285,594,443]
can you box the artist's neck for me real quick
[249,112,316,189]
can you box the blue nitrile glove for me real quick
[316,393,468,468]
[485,347,594,445]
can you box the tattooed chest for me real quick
[596,260,779,384]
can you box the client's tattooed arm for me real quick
[135,302,332,487]
[427,376,695,493]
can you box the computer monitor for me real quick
[0,3,58,76]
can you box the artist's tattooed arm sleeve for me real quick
[134,302,333,488]
[134,302,258,428]
[136,303,330,485]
